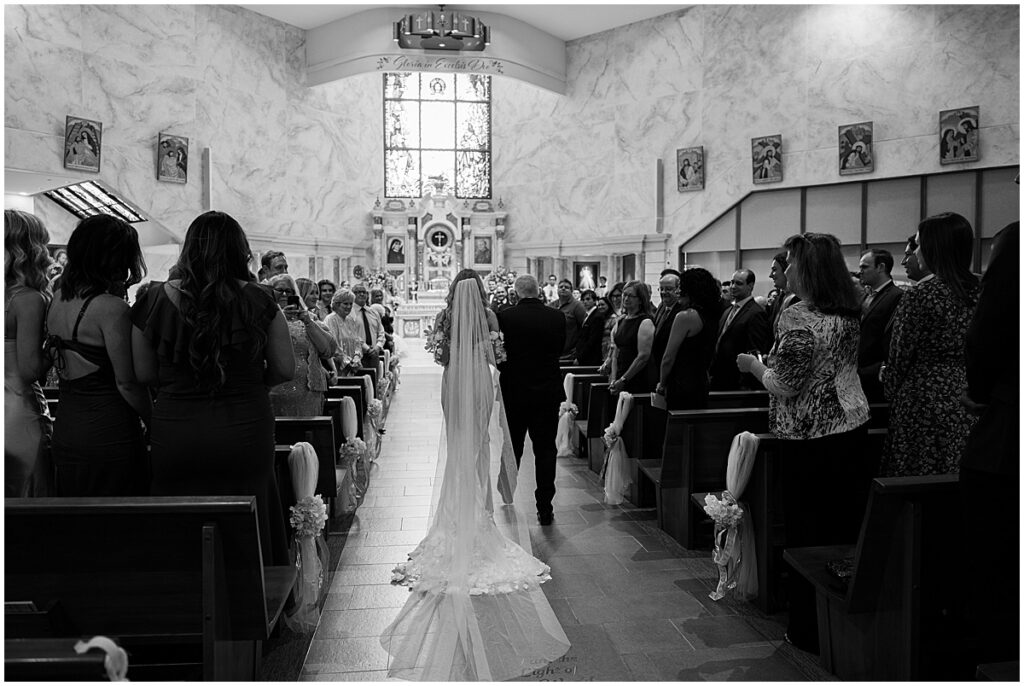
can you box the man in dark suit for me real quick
[650,271,685,378]
[497,274,567,526]
[709,269,772,390]
[767,251,799,336]
[960,221,1018,670]
[856,249,903,402]
[574,289,605,365]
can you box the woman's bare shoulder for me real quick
[486,308,499,332]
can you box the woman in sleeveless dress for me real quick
[4,210,54,497]
[608,280,656,395]
[44,215,151,497]
[382,270,569,681]
[655,267,724,410]
[267,274,337,416]
[131,211,294,566]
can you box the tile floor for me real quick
[297,340,833,682]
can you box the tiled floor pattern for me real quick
[299,340,833,681]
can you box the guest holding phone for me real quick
[267,273,337,416]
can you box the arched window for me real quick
[383,72,491,199]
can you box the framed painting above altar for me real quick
[574,262,599,291]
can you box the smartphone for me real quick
[286,295,301,308]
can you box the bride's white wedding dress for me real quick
[381,280,570,681]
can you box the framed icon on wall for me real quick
[838,122,873,175]
[939,106,979,165]
[473,236,492,265]
[64,116,102,173]
[676,146,704,191]
[574,262,599,291]
[157,132,188,183]
[751,135,782,184]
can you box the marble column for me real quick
[372,221,384,271]
[495,223,506,267]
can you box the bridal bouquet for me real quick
[423,315,450,366]
[339,437,367,467]
[490,330,507,364]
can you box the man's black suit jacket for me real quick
[857,281,903,401]
[497,298,566,403]
[709,299,771,391]
[574,307,606,366]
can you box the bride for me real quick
[381,270,570,681]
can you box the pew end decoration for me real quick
[74,636,129,682]
[284,442,330,633]
[556,373,579,458]
[601,391,633,505]
[703,431,760,602]
[339,436,368,468]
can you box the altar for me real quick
[370,192,508,337]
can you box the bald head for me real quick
[515,274,540,299]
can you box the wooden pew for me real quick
[357,367,378,396]
[639,408,771,550]
[566,373,605,462]
[559,365,599,379]
[327,384,366,439]
[5,496,296,681]
[46,398,58,419]
[783,474,961,680]
[5,637,117,681]
[707,390,770,408]
[322,398,347,453]
[42,386,58,400]
[616,393,657,507]
[274,417,337,516]
[738,428,887,614]
[584,382,612,474]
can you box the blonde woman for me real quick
[4,210,54,496]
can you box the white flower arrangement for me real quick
[559,401,579,416]
[367,398,383,419]
[289,495,328,538]
[339,437,367,466]
[703,493,744,528]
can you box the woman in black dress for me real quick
[45,215,151,496]
[131,211,294,565]
[655,267,723,409]
[608,280,656,395]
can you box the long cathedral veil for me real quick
[381,279,570,681]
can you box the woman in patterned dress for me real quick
[737,233,871,654]
[881,212,980,477]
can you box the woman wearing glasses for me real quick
[608,280,656,394]
[267,273,338,416]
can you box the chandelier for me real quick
[393,5,490,52]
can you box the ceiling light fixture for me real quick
[393,5,490,52]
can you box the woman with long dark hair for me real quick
[131,211,293,564]
[736,233,871,654]
[45,214,150,496]
[881,212,981,477]
[5,210,54,496]
[655,267,723,409]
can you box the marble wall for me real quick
[491,4,1019,253]
[5,4,1019,276]
[4,4,381,277]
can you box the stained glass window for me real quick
[384,72,491,199]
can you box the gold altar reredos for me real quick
[372,192,507,297]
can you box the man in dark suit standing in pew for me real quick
[960,220,1018,671]
[709,269,772,390]
[574,289,605,365]
[498,274,566,526]
[857,249,902,402]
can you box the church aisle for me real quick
[297,340,832,682]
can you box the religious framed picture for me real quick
[676,146,704,192]
[574,262,599,292]
[386,237,406,264]
[473,236,492,265]
[939,106,979,165]
[157,132,188,183]
[752,135,782,184]
[63,116,102,173]
[838,122,874,175]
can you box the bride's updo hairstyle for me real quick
[445,268,488,311]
